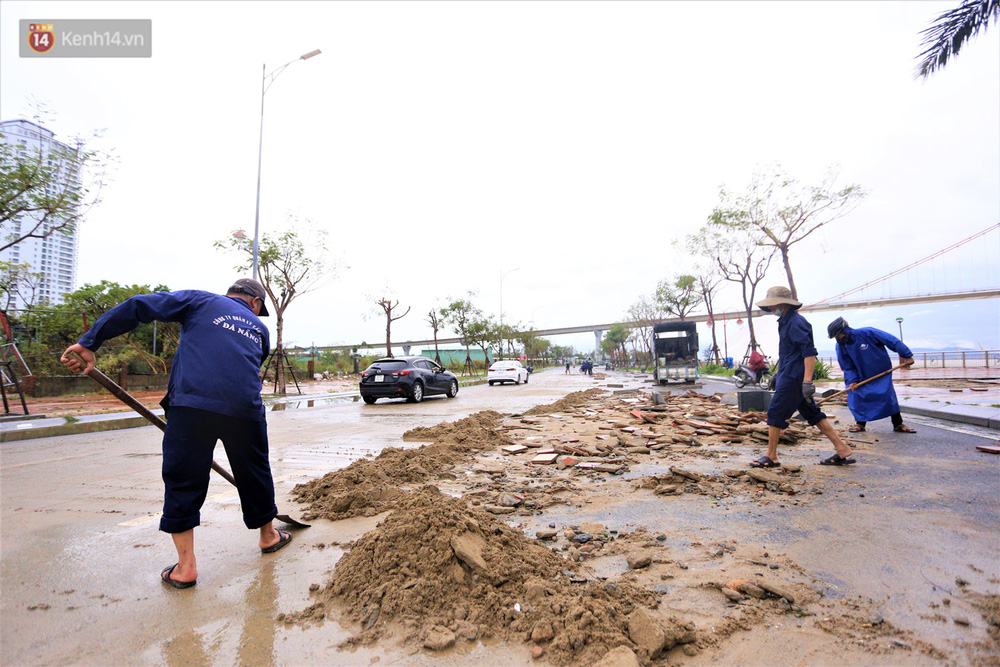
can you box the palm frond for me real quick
[916,0,1000,78]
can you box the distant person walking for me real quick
[565,361,571,374]
[828,317,916,433]
[752,286,856,468]
[60,279,292,590]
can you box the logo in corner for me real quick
[27,23,55,53]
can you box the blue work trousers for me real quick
[159,407,277,533]
[766,376,826,430]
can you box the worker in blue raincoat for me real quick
[828,317,916,433]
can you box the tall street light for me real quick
[252,48,322,281]
[896,316,904,341]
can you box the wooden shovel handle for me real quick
[816,362,908,406]
[66,351,238,487]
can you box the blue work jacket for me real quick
[78,290,270,421]
[835,327,912,422]
[775,309,818,384]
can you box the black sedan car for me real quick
[359,356,459,404]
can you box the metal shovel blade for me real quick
[66,351,310,527]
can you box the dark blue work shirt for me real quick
[776,309,818,382]
[77,290,270,421]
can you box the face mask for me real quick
[773,306,785,317]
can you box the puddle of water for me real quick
[269,394,360,411]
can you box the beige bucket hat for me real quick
[756,286,802,312]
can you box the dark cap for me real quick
[227,278,269,316]
[827,317,848,339]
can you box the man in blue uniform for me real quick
[60,279,292,590]
[751,286,856,468]
[828,317,916,433]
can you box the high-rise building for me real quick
[0,119,82,310]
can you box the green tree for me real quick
[26,281,177,375]
[216,216,341,394]
[441,293,481,375]
[916,0,999,78]
[710,165,865,300]
[602,323,631,366]
[655,274,699,320]
[0,124,110,253]
[466,314,497,370]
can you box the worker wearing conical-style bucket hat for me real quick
[751,286,856,470]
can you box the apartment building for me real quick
[0,119,81,309]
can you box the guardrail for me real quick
[820,350,1000,370]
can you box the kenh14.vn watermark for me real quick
[21,19,151,58]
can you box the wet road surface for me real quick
[1,368,997,664]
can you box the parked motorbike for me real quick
[733,363,773,390]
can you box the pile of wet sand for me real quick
[287,486,668,665]
[524,388,608,416]
[401,410,511,448]
[291,411,514,521]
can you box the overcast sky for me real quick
[2,0,998,358]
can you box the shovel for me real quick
[816,362,908,406]
[66,351,310,528]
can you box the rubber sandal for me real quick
[161,563,196,589]
[820,454,856,466]
[848,424,865,433]
[894,425,917,433]
[261,529,292,553]
[749,456,780,468]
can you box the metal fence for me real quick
[821,350,1000,371]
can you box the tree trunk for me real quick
[385,316,392,358]
[275,314,286,395]
[780,244,797,299]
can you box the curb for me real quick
[2,377,498,442]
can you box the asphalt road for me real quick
[1,368,997,665]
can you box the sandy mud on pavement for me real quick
[285,386,1000,665]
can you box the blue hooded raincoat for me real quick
[835,326,913,422]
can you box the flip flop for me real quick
[749,456,780,468]
[161,563,196,589]
[848,424,865,433]
[820,454,857,466]
[261,529,293,554]
[894,425,917,433]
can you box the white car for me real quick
[488,360,529,385]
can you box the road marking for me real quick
[1,452,93,470]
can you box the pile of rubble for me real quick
[491,389,824,492]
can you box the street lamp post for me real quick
[896,316,904,341]
[252,48,321,281]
